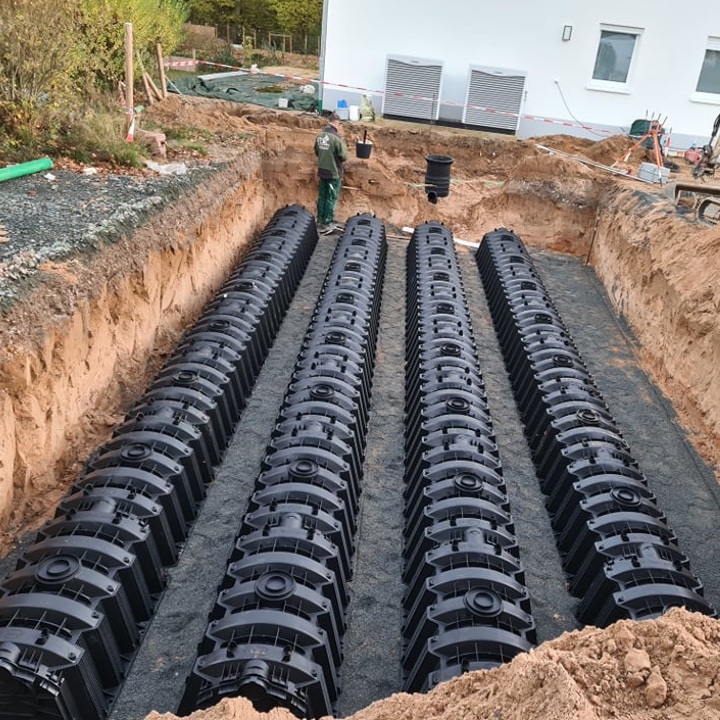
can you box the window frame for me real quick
[586,23,644,95]
[692,36,720,104]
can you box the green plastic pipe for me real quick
[0,157,53,183]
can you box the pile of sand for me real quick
[146,607,720,720]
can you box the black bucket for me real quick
[425,154,454,203]
[356,141,373,159]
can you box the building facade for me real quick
[319,0,720,149]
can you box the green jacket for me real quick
[315,125,349,179]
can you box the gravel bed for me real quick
[0,164,220,309]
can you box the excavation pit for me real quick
[0,96,718,720]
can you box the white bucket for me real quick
[349,105,360,121]
[278,97,289,109]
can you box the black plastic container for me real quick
[402,223,535,693]
[424,155,454,203]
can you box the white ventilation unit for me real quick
[383,54,443,121]
[463,65,527,133]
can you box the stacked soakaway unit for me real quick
[402,222,536,693]
[475,228,716,626]
[179,214,387,719]
[0,205,318,720]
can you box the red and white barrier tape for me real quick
[118,80,136,142]
[164,58,615,136]
[165,59,199,68]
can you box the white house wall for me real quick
[320,0,720,148]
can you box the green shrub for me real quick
[178,22,226,58]
[77,0,189,91]
[0,0,82,139]
[207,43,236,67]
[0,0,188,157]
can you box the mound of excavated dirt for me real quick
[580,134,646,167]
[532,132,654,170]
[145,608,720,720]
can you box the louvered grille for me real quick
[383,55,443,120]
[464,66,526,132]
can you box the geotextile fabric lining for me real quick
[169,73,319,111]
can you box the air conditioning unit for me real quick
[463,65,527,133]
[383,54,443,121]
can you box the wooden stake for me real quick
[145,73,164,102]
[124,23,134,130]
[156,43,168,98]
[141,71,155,105]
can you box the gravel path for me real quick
[0,165,218,309]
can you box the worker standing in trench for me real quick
[314,113,348,233]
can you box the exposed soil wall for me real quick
[589,187,720,472]
[0,150,267,548]
[201,116,623,256]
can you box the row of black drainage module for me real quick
[0,205,319,720]
[1,210,712,720]
[402,222,536,693]
[178,214,387,719]
[475,228,716,626]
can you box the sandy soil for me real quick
[146,608,720,720]
[2,89,720,720]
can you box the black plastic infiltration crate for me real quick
[402,222,536,693]
[180,214,387,720]
[475,228,716,626]
[0,205,319,720]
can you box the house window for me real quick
[696,38,720,94]
[592,29,638,83]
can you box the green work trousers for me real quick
[317,177,342,224]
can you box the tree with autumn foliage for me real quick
[185,0,322,35]
[268,0,322,34]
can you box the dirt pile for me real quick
[581,133,648,167]
[145,608,720,720]
[534,132,649,168]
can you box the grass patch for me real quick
[163,125,214,143]
[176,140,207,155]
[161,125,215,156]
[58,100,147,168]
